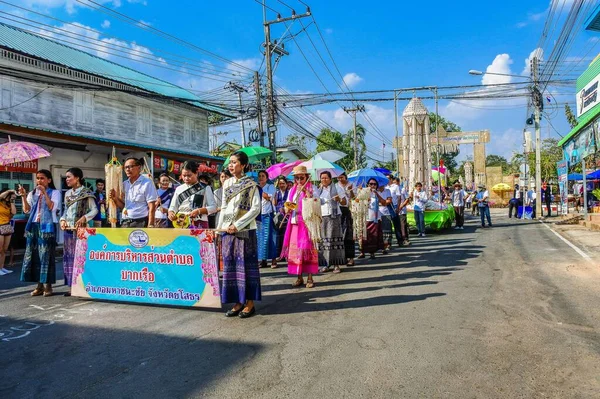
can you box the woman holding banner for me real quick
[59,168,97,296]
[217,151,262,318]
[168,161,216,229]
[19,169,62,297]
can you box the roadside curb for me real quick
[538,219,594,263]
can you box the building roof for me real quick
[585,4,600,32]
[558,101,600,147]
[0,22,234,117]
[576,53,600,92]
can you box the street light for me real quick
[468,70,530,80]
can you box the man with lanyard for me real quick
[155,174,175,228]
[385,174,403,247]
[110,157,157,228]
[508,184,521,219]
[476,184,492,228]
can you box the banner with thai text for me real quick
[557,160,568,215]
[71,228,221,309]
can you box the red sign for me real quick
[153,155,161,170]
[172,161,181,174]
[3,160,38,173]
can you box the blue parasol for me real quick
[347,168,389,187]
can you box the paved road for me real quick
[1,210,599,398]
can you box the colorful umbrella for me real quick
[374,167,392,176]
[491,183,512,191]
[222,146,273,167]
[312,150,347,162]
[0,136,51,166]
[347,168,388,187]
[266,160,304,179]
[300,159,345,180]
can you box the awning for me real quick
[558,102,600,147]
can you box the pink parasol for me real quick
[266,160,303,179]
[0,136,51,166]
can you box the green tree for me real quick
[486,154,511,174]
[429,112,461,177]
[284,132,312,158]
[514,138,562,183]
[564,104,578,129]
[314,124,367,171]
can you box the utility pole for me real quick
[254,71,265,147]
[344,105,365,169]
[263,4,311,164]
[531,56,542,219]
[225,81,248,146]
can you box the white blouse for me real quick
[216,177,261,232]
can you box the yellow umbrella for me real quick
[492,183,512,191]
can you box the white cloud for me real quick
[517,9,547,28]
[521,47,543,76]
[342,72,363,88]
[486,128,522,158]
[23,0,144,14]
[101,20,111,29]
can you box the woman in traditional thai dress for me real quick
[59,167,98,296]
[336,173,355,266]
[377,184,393,254]
[256,170,276,268]
[280,165,319,288]
[217,151,262,318]
[154,174,175,228]
[19,170,62,297]
[270,176,289,269]
[358,178,386,260]
[317,171,346,274]
[168,161,216,229]
[0,189,17,275]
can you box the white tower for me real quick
[402,98,432,191]
[464,161,473,190]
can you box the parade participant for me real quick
[476,184,492,227]
[377,184,393,254]
[168,161,216,229]
[257,170,276,268]
[213,169,232,228]
[286,180,293,191]
[336,173,355,266]
[110,157,157,228]
[19,170,61,297]
[452,182,466,229]
[217,151,262,318]
[155,174,175,228]
[412,182,428,237]
[92,179,107,228]
[465,190,473,216]
[508,184,521,219]
[358,178,385,260]
[281,165,318,288]
[317,171,346,274]
[0,189,16,275]
[59,168,97,296]
[385,174,403,246]
[397,185,411,246]
[271,175,289,269]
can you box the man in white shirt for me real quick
[411,182,428,237]
[110,157,157,228]
[397,186,411,245]
[451,182,466,229]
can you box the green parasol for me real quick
[222,146,273,168]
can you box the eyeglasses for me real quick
[368,183,377,186]
[124,165,139,170]
[294,176,306,180]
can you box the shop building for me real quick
[0,22,230,197]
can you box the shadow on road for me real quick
[0,316,263,398]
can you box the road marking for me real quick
[539,221,592,263]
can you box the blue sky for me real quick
[9,0,600,163]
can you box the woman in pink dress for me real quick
[280,165,318,288]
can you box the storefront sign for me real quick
[577,74,600,117]
[3,159,38,173]
[557,160,568,215]
[71,228,221,309]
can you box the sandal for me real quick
[305,279,315,288]
[43,288,53,297]
[31,285,44,297]
[271,261,278,269]
[292,278,304,287]
[319,266,329,273]
[332,266,341,274]
[357,253,365,259]
[346,260,355,266]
